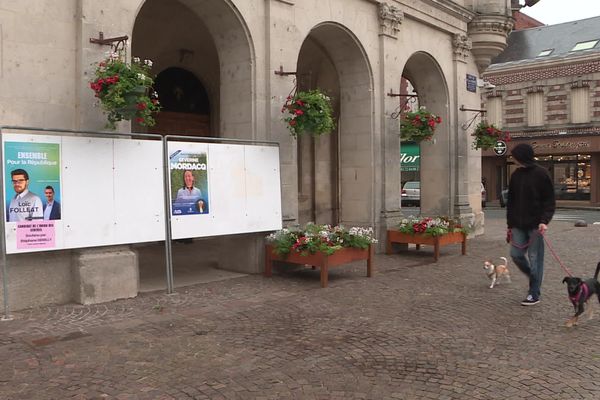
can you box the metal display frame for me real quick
[0,126,280,320]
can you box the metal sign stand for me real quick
[0,128,13,321]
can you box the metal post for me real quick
[0,128,13,320]
[162,137,174,294]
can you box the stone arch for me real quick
[132,0,254,138]
[402,52,451,215]
[296,22,374,227]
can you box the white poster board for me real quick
[2,132,165,253]
[167,141,282,239]
[2,131,282,254]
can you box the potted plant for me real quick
[386,215,469,261]
[264,223,377,287]
[281,89,335,138]
[471,121,510,150]
[90,52,161,129]
[400,107,442,142]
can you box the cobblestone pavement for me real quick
[2,217,600,399]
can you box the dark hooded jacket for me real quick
[506,145,555,229]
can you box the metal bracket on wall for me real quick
[274,65,297,76]
[388,91,418,119]
[90,32,129,53]
[459,105,487,130]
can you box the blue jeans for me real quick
[509,227,545,299]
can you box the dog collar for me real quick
[570,282,590,305]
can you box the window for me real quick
[571,86,590,123]
[537,49,553,57]
[571,40,599,51]
[487,96,503,128]
[527,92,544,127]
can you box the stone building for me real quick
[0,0,513,311]
[482,16,600,205]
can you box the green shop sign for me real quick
[400,142,420,172]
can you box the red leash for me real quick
[542,233,573,277]
[509,230,573,277]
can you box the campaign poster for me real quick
[4,141,61,250]
[169,148,209,216]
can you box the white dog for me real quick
[483,257,511,289]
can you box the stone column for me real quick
[267,0,300,227]
[377,2,404,249]
[73,1,143,304]
[452,34,475,222]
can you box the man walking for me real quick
[506,143,556,306]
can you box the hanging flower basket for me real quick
[400,107,442,142]
[471,122,510,150]
[281,89,335,138]
[90,52,161,130]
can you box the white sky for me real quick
[521,0,600,25]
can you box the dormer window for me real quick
[537,49,553,57]
[571,40,599,51]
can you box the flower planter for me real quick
[264,244,374,288]
[386,230,466,262]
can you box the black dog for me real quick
[563,262,600,327]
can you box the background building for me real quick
[482,15,600,205]
[0,0,513,310]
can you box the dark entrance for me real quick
[149,67,211,136]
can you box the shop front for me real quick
[400,141,420,184]
[482,135,600,205]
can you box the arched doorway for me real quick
[401,52,450,216]
[132,0,254,138]
[130,0,255,291]
[296,23,373,227]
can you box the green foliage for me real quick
[266,223,377,257]
[400,107,442,142]
[90,52,161,129]
[471,121,510,150]
[281,89,335,138]
[397,216,470,237]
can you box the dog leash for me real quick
[509,230,574,277]
[542,233,574,277]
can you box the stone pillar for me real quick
[453,35,474,214]
[71,246,139,305]
[377,2,404,249]
[452,33,479,234]
[268,0,300,226]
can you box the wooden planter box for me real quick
[386,230,466,262]
[264,244,374,288]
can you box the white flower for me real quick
[144,59,153,67]
[133,57,141,63]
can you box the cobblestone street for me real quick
[2,217,600,399]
